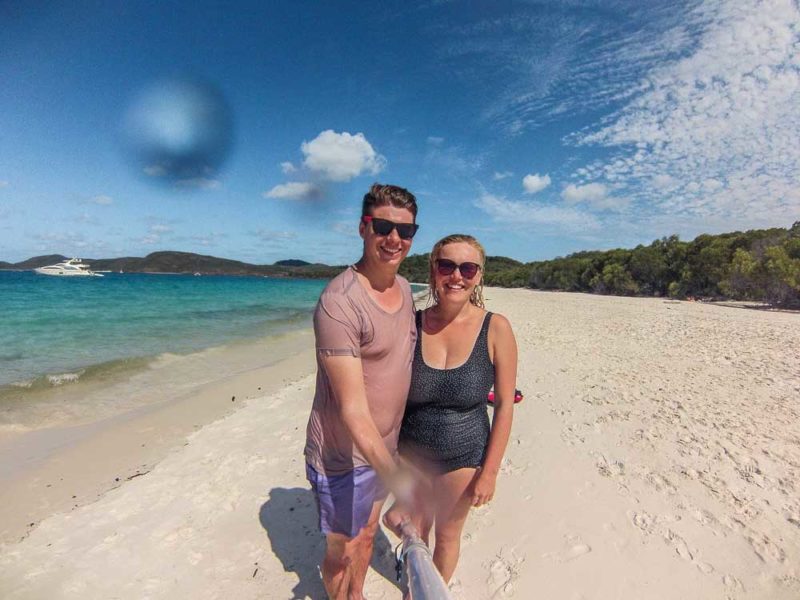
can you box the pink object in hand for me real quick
[487,389,523,404]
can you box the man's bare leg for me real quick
[321,498,384,600]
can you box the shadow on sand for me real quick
[259,487,402,599]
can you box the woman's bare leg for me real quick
[431,467,477,583]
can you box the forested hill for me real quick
[399,222,800,309]
[4,252,344,279]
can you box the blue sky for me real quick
[1,0,798,265]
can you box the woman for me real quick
[385,233,518,585]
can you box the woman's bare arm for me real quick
[473,313,518,505]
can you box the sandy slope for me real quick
[1,289,798,599]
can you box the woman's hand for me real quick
[472,467,497,507]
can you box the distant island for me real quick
[3,221,798,307]
[0,252,344,279]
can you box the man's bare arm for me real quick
[320,354,403,487]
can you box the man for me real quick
[304,183,419,599]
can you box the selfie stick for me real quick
[397,520,453,600]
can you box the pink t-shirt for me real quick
[304,267,416,475]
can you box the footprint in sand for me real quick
[722,574,745,593]
[543,534,592,563]
[644,471,677,494]
[561,425,585,446]
[691,507,720,529]
[603,522,630,553]
[484,551,525,598]
[695,561,714,574]
[448,578,464,596]
[593,453,626,480]
[486,558,516,597]
[776,573,800,591]
[672,537,693,562]
[499,457,522,475]
[629,510,655,535]
[783,504,800,529]
[664,529,716,575]
[746,532,786,563]
[565,543,592,561]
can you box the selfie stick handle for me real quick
[399,520,453,600]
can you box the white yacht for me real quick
[34,258,104,277]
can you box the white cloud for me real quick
[252,229,298,242]
[167,232,226,247]
[143,165,166,177]
[573,0,800,228]
[441,4,697,134]
[175,177,221,190]
[301,130,386,182]
[652,174,675,189]
[474,193,600,231]
[280,161,296,174]
[139,234,161,246]
[35,231,85,244]
[561,183,607,204]
[33,232,108,253]
[522,173,551,194]
[435,0,800,234]
[90,194,113,205]
[188,234,220,247]
[493,171,513,180]
[263,181,320,200]
[425,144,483,176]
[561,183,630,211]
[332,221,360,238]
[74,211,99,225]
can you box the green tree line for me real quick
[398,222,800,308]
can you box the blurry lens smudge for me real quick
[121,78,234,187]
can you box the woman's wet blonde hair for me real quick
[428,234,486,308]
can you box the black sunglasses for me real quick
[362,216,419,240]
[436,258,481,279]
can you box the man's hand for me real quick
[382,501,412,538]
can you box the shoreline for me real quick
[0,328,317,544]
[0,314,317,429]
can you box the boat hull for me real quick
[34,268,103,277]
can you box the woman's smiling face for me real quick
[432,241,483,305]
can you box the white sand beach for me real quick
[1,288,798,599]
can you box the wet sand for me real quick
[0,330,315,545]
[1,289,798,599]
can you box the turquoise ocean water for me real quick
[0,271,328,391]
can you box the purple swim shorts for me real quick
[305,462,387,538]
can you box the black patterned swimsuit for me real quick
[399,310,495,474]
